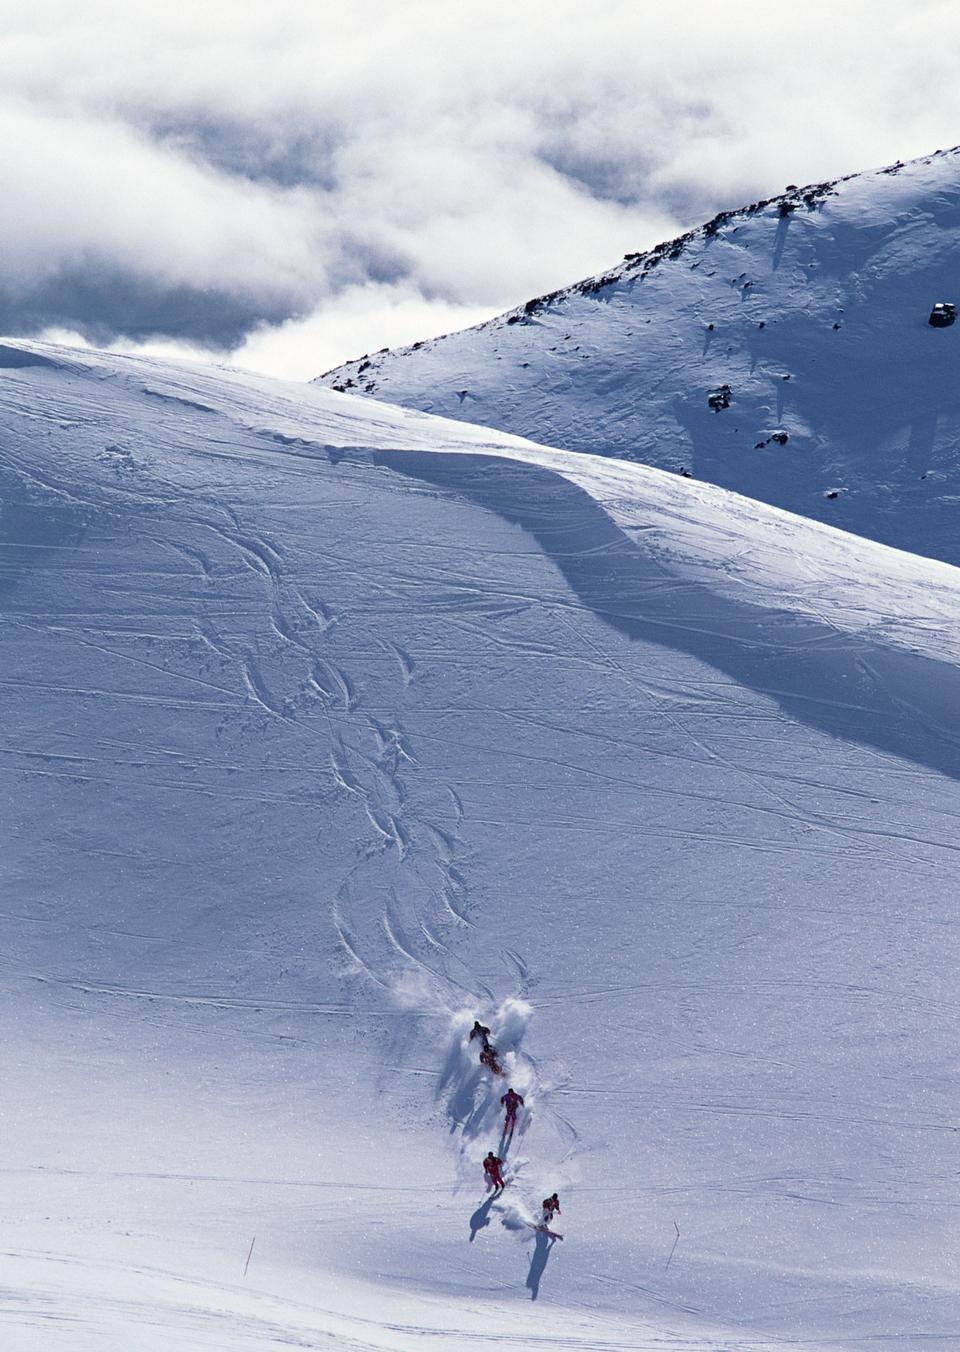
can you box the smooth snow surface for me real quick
[2,339,960,1349]
[319,146,960,568]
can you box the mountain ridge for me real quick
[317,143,960,567]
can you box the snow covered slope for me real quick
[3,338,960,1350]
[318,146,960,567]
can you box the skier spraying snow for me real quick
[483,1151,506,1193]
[469,1020,492,1049]
[525,1193,563,1241]
[479,1045,505,1076]
[501,1086,524,1134]
[541,1193,561,1227]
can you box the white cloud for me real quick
[229,284,496,381]
[2,0,959,375]
[40,285,496,382]
[0,103,323,295]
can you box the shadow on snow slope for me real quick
[375,450,960,785]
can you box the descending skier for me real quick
[469,1020,492,1049]
[541,1193,561,1227]
[483,1151,506,1193]
[479,1045,504,1076]
[501,1086,524,1133]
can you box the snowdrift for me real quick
[2,339,960,1349]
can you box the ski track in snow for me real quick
[3,339,960,1347]
[2,351,580,1337]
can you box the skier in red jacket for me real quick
[483,1151,506,1193]
[501,1087,524,1134]
[479,1045,504,1076]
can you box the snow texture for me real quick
[1,337,959,1348]
[319,145,960,568]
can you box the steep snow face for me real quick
[318,146,960,566]
[3,340,960,1349]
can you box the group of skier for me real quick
[471,1020,563,1239]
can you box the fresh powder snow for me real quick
[1,338,959,1349]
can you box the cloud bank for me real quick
[2,0,959,376]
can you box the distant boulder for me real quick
[708,384,732,412]
[929,302,956,327]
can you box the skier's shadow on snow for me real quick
[468,1194,495,1242]
[436,1044,499,1140]
[526,1229,556,1300]
[375,450,960,785]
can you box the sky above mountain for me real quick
[4,0,960,376]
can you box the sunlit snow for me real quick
[1,337,959,1348]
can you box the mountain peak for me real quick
[317,144,960,567]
